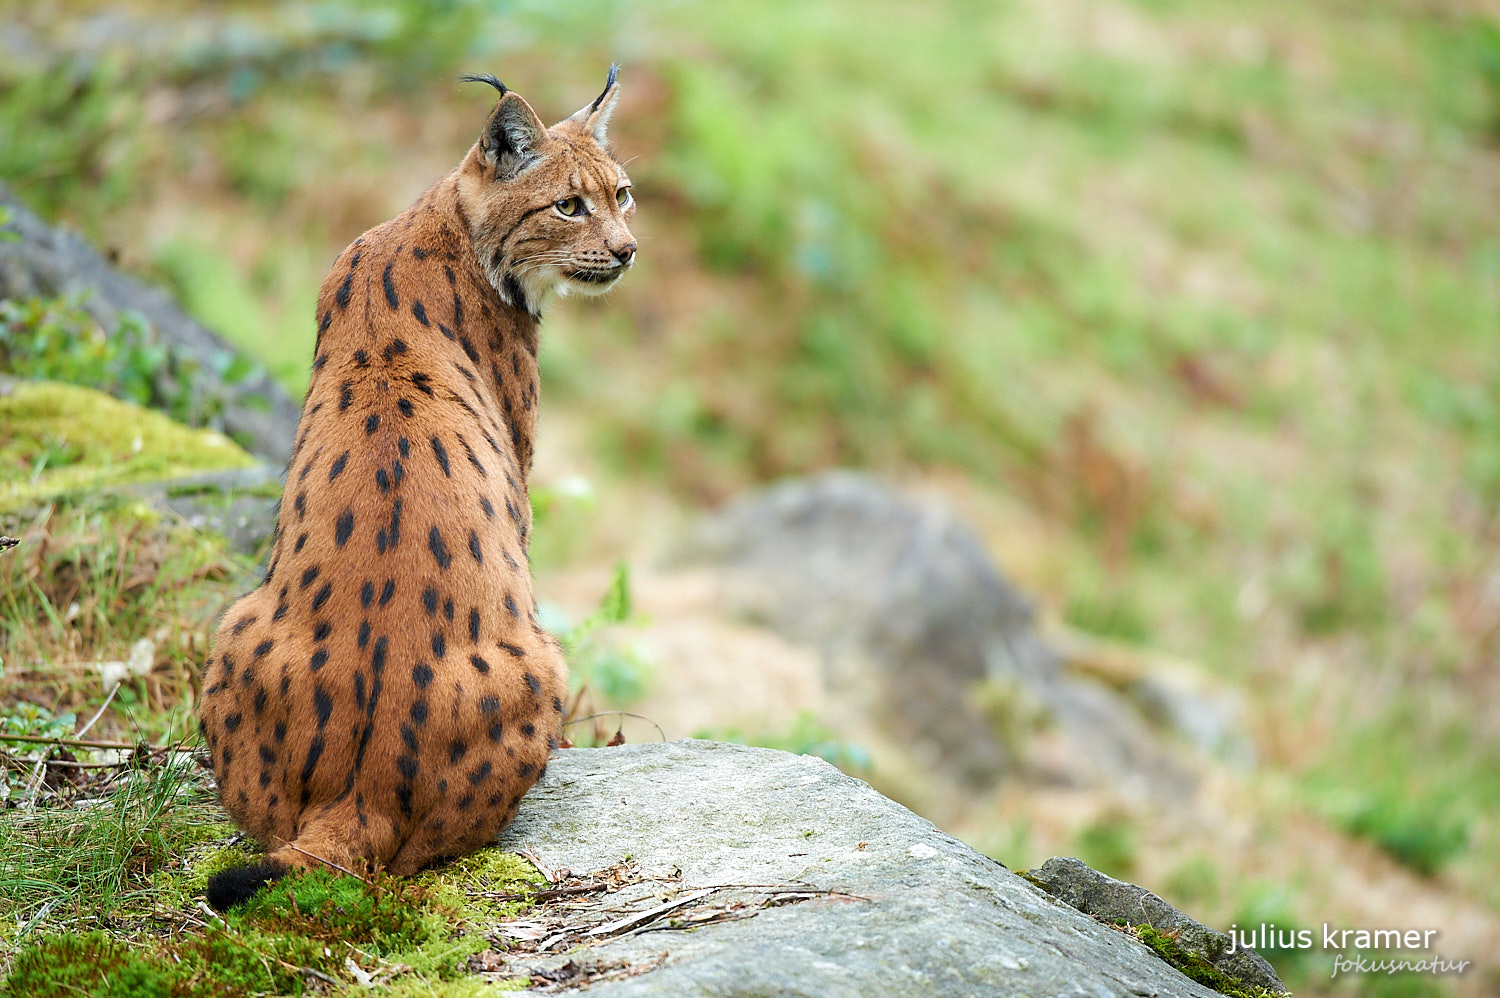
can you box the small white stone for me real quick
[906,843,940,860]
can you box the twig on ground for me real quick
[277,841,371,884]
[587,887,719,937]
[562,711,667,742]
[520,848,564,885]
[74,683,121,740]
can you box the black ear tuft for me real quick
[590,64,620,114]
[206,859,287,911]
[458,72,507,96]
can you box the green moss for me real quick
[0,380,254,511]
[1136,925,1284,998]
[413,847,544,922]
[0,931,240,998]
[232,869,440,953]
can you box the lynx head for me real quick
[456,67,636,315]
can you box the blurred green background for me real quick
[1,1,1498,994]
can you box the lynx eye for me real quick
[615,186,631,207]
[554,197,585,217]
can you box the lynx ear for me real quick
[475,87,548,178]
[560,64,620,147]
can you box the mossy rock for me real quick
[0,379,254,511]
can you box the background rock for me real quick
[0,185,301,466]
[497,740,1231,997]
[1027,855,1286,994]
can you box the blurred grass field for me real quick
[2,0,1499,993]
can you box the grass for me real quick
[0,759,541,994]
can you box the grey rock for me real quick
[496,740,1228,997]
[688,471,1039,782]
[0,185,301,465]
[131,466,283,555]
[687,472,1198,797]
[1027,856,1286,995]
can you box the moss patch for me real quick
[1135,925,1285,998]
[414,847,544,922]
[0,380,254,510]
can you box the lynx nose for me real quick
[610,241,636,266]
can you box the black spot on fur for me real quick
[336,271,354,310]
[524,673,542,694]
[428,527,451,569]
[301,736,325,782]
[423,587,438,615]
[380,580,396,606]
[360,580,374,608]
[275,721,287,742]
[410,701,429,725]
[500,642,525,658]
[310,649,329,671]
[468,531,483,565]
[398,436,410,458]
[412,301,429,326]
[254,640,274,659]
[319,310,332,334]
[479,695,500,716]
[398,398,414,417]
[470,654,491,675]
[314,622,331,642]
[449,741,469,764]
[365,413,380,436]
[488,721,504,741]
[505,594,520,618]
[430,436,451,476]
[312,583,333,612]
[376,468,389,493]
[314,687,333,728]
[480,497,495,519]
[335,509,354,547]
[412,663,434,688]
[431,631,446,659]
[329,451,349,481]
[358,620,371,648]
[521,723,535,738]
[354,349,370,366]
[398,755,419,780]
[469,609,481,642]
[372,636,388,674]
[224,712,242,733]
[461,337,480,363]
[339,381,354,411]
[383,260,399,308]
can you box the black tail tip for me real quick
[206,860,286,912]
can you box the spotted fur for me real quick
[200,69,636,908]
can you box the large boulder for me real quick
[0,185,301,465]
[493,740,1268,997]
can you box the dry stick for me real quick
[562,711,668,742]
[586,887,719,937]
[277,841,372,884]
[74,682,121,740]
[0,733,150,751]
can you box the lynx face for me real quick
[456,68,637,315]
